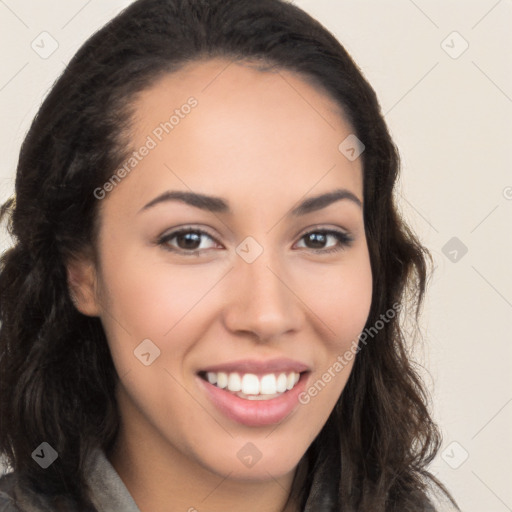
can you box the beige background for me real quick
[1,1,511,510]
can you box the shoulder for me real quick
[0,471,55,512]
[0,496,20,512]
[425,479,461,512]
[0,472,21,511]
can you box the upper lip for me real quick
[199,358,310,375]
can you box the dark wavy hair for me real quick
[0,0,458,510]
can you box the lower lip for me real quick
[197,373,309,427]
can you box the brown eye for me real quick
[296,229,353,253]
[158,228,219,254]
[175,231,202,250]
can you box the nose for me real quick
[222,250,304,342]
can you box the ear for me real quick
[66,254,101,317]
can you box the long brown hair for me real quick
[0,0,458,510]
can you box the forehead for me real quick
[114,58,363,212]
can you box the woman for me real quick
[0,0,459,510]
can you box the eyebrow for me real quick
[139,188,362,215]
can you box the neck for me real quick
[107,395,304,512]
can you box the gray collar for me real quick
[84,448,141,512]
[84,447,332,512]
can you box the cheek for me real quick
[325,272,372,333]
[97,247,221,341]
[298,251,373,347]
[293,263,371,429]
[293,247,372,406]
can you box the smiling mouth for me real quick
[198,371,303,401]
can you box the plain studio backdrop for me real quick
[0,1,511,510]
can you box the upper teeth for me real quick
[206,371,300,395]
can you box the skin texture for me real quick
[68,59,373,512]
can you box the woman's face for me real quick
[74,59,372,480]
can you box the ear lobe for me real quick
[66,256,101,317]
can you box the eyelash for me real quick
[156,226,354,256]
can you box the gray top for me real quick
[83,449,141,512]
[0,448,140,512]
[0,448,457,511]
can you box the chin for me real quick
[194,435,310,481]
